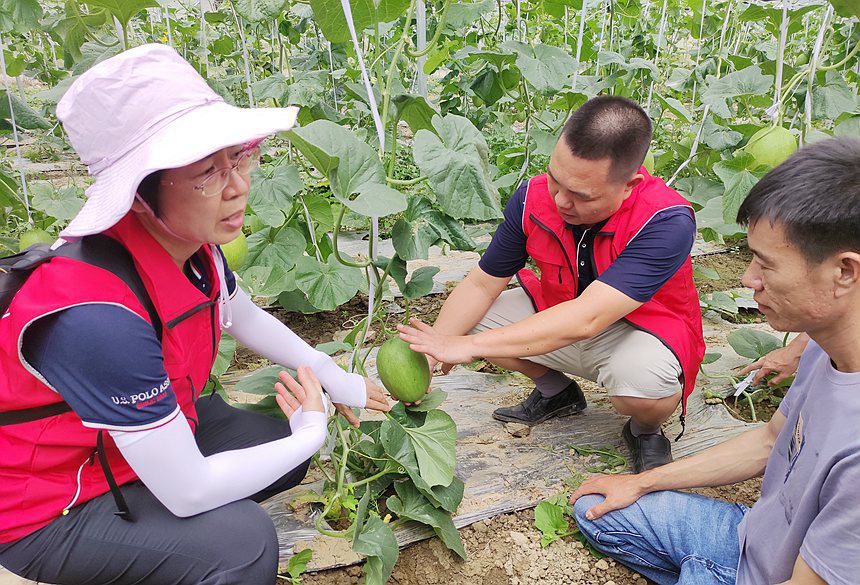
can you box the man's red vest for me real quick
[516,170,705,421]
[0,213,222,543]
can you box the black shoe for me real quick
[492,381,587,425]
[622,419,673,474]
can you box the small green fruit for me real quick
[220,232,248,269]
[376,337,431,403]
[744,126,797,169]
[18,228,53,252]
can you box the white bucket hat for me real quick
[57,43,298,238]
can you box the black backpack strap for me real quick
[0,235,161,427]
[54,234,162,341]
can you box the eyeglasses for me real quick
[193,146,261,198]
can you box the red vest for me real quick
[0,213,222,543]
[516,170,705,417]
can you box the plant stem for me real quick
[387,175,427,186]
[345,468,390,489]
[333,206,371,268]
[405,0,453,58]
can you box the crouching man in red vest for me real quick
[399,96,705,472]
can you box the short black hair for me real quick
[561,96,652,183]
[137,171,162,217]
[736,137,860,263]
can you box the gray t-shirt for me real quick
[737,340,860,584]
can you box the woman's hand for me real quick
[275,366,325,419]
[397,318,477,367]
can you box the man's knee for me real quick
[572,494,605,536]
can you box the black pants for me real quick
[0,394,310,585]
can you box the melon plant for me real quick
[376,337,431,403]
[744,126,797,169]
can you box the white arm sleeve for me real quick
[224,286,366,408]
[110,407,326,517]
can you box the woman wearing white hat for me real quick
[0,44,389,583]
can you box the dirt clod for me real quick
[504,422,531,438]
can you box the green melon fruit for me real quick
[18,228,54,252]
[221,232,248,269]
[376,337,430,403]
[744,126,797,169]
[643,149,655,174]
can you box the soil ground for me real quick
[270,246,767,585]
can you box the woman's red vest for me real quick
[0,213,222,543]
[516,170,705,424]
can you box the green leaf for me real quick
[534,501,569,547]
[0,90,50,130]
[251,73,290,103]
[234,365,284,395]
[654,95,692,124]
[352,515,398,585]
[714,153,765,224]
[394,94,438,134]
[693,265,720,280]
[675,176,723,210]
[702,291,738,314]
[309,0,375,44]
[30,182,85,221]
[701,66,773,119]
[407,389,448,412]
[400,410,457,488]
[470,69,505,106]
[277,288,324,314]
[249,165,303,227]
[701,116,743,151]
[695,196,745,238]
[240,264,295,297]
[835,116,860,138]
[294,255,364,311]
[246,227,306,269]
[287,548,313,579]
[392,218,438,261]
[288,120,406,217]
[827,0,860,19]
[812,71,856,121]
[235,0,285,21]
[403,266,440,300]
[380,418,463,512]
[84,0,159,29]
[504,41,576,94]
[444,0,495,31]
[387,482,466,559]
[413,115,501,221]
[212,334,237,377]
[727,329,783,360]
[701,352,722,365]
[0,0,42,33]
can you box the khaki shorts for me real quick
[470,288,683,400]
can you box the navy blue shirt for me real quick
[21,247,236,431]
[478,182,696,302]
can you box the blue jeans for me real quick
[573,491,747,585]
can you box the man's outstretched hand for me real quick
[397,318,477,367]
[569,473,650,521]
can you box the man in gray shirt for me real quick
[572,136,860,585]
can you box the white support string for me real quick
[667,104,710,187]
[0,32,32,224]
[327,41,339,107]
[199,0,208,77]
[803,4,833,141]
[231,4,255,106]
[339,0,385,373]
[689,0,708,108]
[645,0,669,113]
[766,1,789,121]
[165,8,174,46]
[571,0,589,92]
[416,0,428,97]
